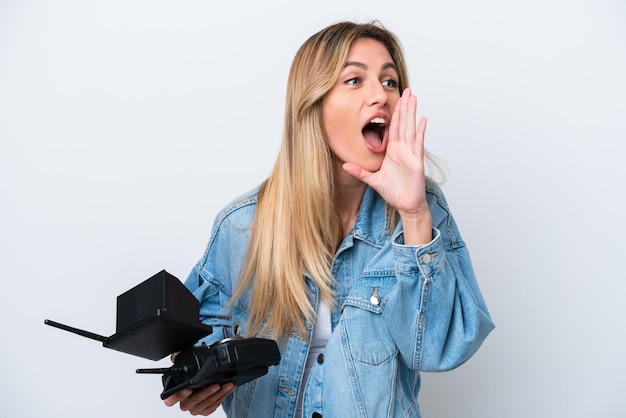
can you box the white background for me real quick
[1,0,625,417]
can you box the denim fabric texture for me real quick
[184,183,494,418]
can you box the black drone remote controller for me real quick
[44,270,281,400]
[137,337,281,400]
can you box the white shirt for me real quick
[295,299,331,416]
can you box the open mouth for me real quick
[362,117,387,151]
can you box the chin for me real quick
[362,157,384,173]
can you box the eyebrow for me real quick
[344,61,397,71]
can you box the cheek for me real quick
[323,111,338,140]
[323,104,348,140]
[324,114,351,157]
[389,95,400,111]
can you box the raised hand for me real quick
[343,88,432,244]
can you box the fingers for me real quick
[405,94,417,145]
[388,92,401,144]
[417,116,427,136]
[391,88,418,146]
[164,388,193,407]
[416,116,427,157]
[398,88,409,143]
[183,383,235,415]
[164,383,236,416]
[342,162,369,182]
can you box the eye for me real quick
[345,77,361,86]
[382,79,400,89]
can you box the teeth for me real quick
[369,117,386,125]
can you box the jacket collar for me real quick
[352,186,392,248]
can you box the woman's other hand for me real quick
[164,382,236,416]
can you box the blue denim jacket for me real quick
[185,183,494,417]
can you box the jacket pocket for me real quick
[341,278,398,365]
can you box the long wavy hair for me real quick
[231,21,414,341]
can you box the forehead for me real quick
[345,38,394,65]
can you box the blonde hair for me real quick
[232,22,416,341]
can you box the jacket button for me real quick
[421,253,435,264]
[369,287,380,305]
[312,413,322,418]
[317,353,324,364]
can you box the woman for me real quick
[165,21,494,417]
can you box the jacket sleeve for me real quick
[387,184,495,372]
[184,199,256,346]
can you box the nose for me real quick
[368,81,388,107]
